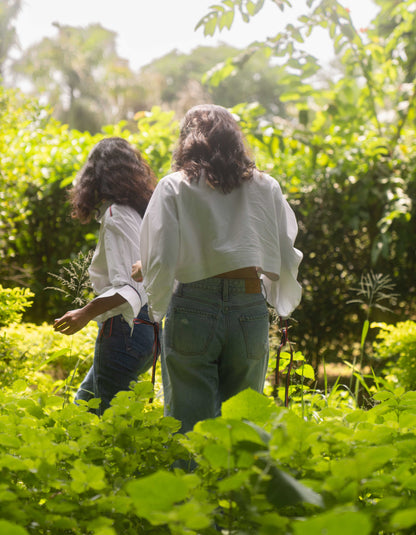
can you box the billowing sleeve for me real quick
[141,178,180,322]
[261,182,303,318]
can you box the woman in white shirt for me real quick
[139,104,303,433]
[54,137,157,415]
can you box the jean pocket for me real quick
[167,305,217,356]
[239,311,269,360]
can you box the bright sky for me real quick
[15,0,379,70]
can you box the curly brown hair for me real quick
[172,104,256,193]
[70,137,156,223]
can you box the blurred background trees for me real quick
[0,0,415,365]
[0,0,21,79]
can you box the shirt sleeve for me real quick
[101,206,146,320]
[141,179,180,322]
[261,182,303,318]
[93,286,141,327]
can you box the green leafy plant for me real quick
[0,284,34,327]
[347,272,398,401]
[1,321,97,392]
[372,320,416,390]
[46,249,94,307]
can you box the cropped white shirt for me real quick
[88,203,147,327]
[140,170,302,322]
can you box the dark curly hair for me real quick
[70,137,156,223]
[172,104,256,193]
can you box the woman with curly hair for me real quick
[54,137,157,415]
[137,104,303,433]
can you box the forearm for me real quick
[54,293,127,335]
[84,293,127,320]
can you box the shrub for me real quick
[372,321,416,389]
[0,321,97,394]
[0,284,34,327]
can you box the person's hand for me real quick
[53,308,90,335]
[131,260,143,282]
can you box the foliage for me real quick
[2,307,416,533]
[10,23,149,133]
[46,249,94,308]
[2,0,416,361]
[141,44,291,118]
[0,380,185,535]
[2,373,416,533]
[0,0,22,79]
[346,272,398,398]
[372,321,416,391]
[0,284,33,327]
[196,0,416,361]
[0,321,97,393]
[0,88,176,322]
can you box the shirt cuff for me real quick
[94,286,142,327]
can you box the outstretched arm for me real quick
[53,293,126,335]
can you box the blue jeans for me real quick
[75,304,155,415]
[162,278,270,433]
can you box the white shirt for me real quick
[141,170,302,323]
[88,203,147,327]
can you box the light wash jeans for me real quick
[75,304,155,415]
[162,278,270,433]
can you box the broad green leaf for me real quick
[221,388,278,423]
[203,16,218,36]
[295,364,315,380]
[70,459,106,492]
[0,521,29,535]
[219,10,234,30]
[126,471,200,521]
[390,508,416,530]
[293,510,372,535]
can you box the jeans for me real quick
[162,278,270,433]
[75,304,155,415]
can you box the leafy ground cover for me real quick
[2,316,416,535]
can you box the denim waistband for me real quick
[176,277,263,299]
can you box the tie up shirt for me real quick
[140,170,302,322]
[88,203,147,327]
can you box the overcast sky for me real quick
[15,0,379,70]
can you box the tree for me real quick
[11,23,149,132]
[0,0,22,79]
[140,44,289,117]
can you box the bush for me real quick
[372,321,416,389]
[0,321,97,394]
[0,284,34,327]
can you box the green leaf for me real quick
[204,16,218,36]
[0,520,29,535]
[293,510,372,535]
[70,459,106,492]
[219,10,234,30]
[360,319,370,348]
[221,388,278,424]
[126,471,199,522]
[390,508,416,530]
[295,363,315,380]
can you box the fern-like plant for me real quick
[347,271,398,400]
[46,250,94,307]
[46,249,95,404]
